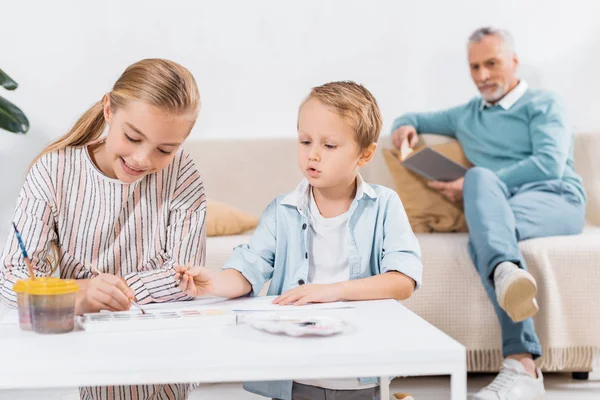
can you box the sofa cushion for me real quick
[206,233,271,295]
[206,233,252,269]
[382,142,472,233]
[206,200,258,237]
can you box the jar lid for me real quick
[27,278,79,295]
[13,279,32,293]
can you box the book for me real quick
[401,147,468,182]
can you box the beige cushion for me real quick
[382,142,472,233]
[206,200,258,237]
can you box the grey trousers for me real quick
[275,382,381,400]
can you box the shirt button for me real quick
[305,252,308,259]
[298,279,305,285]
[302,223,307,230]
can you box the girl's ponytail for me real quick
[30,100,105,168]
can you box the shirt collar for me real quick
[281,173,376,212]
[480,80,528,110]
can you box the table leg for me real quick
[450,367,467,400]
[379,376,390,399]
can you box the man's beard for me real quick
[480,83,509,103]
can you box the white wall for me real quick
[1,0,600,242]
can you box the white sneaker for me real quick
[494,262,539,322]
[473,359,545,400]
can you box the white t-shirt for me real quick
[296,189,377,391]
[306,189,351,285]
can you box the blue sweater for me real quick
[392,89,586,202]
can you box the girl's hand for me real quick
[75,273,135,314]
[273,283,343,306]
[175,266,214,297]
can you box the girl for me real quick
[1,58,205,399]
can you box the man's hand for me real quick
[391,125,419,150]
[428,177,465,202]
[272,283,343,306]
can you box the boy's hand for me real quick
[428,177,464,202]
[175,266,214,297]
[273,283,343,306]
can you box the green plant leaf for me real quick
[0,96,29,133]
[0,69,18,90]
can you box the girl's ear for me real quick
[357,142,377,167]
[102,94,112,124]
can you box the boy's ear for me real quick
[357,142,377,167]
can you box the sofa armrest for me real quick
[574,132,600,226]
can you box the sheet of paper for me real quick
[140,297,228,311]
[106,296,355,314]
[224,296,356,312]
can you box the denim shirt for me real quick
[223,176,423,400]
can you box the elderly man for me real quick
[391,27,586,399]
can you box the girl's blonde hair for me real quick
[31,58,200,167]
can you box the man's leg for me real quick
[509,180,585,241]
[464,169,585,399]
[503,180,585,371]
[463,167,542,359]
[464,168,544,400]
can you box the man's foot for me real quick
[494,262,539,322]
[473,359,545,400]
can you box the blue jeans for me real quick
[463,167,586,358]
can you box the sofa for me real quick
[185,132,600,373]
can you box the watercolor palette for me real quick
[245,314,349,337]
[81,308,237,333]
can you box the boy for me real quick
[177,81,423,400]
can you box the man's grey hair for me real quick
[468,27,515,54]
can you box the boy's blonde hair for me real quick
[301,81,382,151]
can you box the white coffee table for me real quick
[0,298,466,399]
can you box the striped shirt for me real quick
[1,145,207,399]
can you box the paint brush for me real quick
[12,223,36,280]
[128,299,146,315]
[175,265,190,286]
[88,263,146,314]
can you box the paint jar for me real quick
[28,278,79,334]
[13,279,33,331]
